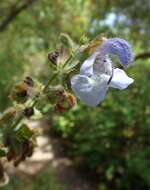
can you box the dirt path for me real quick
[11,121,97,190]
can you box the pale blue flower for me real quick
[97,38,133,67]
[71,38,134,106]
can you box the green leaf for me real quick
[16,125,33,142]
[59,33,77,50]
[106,165,115,181]
[0,108,16,126]
[0,148,6,157]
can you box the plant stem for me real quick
[12,72,58,129]
[43,73,58,93]
[62,53,73,68]
[62,50,79,69]
[12,115,22,128]
[12,49,78,129]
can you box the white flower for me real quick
[71,38,134,106]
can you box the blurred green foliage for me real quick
[53,62,150,189]
[2,168,65,190]
[0,0,150,189]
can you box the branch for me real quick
[135,52,150,60]
[0,0,37,32]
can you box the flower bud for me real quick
[24,76,34,87]
[23,107,34,117]
[48,51,59,64]
[59,33,75,49]
[10,77,35,103]
[54,92,76,113]
[46,85,64,104]
[0,108,16,126]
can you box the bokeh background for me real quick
[0,0,150,189]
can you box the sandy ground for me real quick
[7,120,97,190]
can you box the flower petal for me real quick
[98,38,133,67]
[80,53,97,76]
[71,74,108,106]
[93,54,113,76]
[109,68,134,90]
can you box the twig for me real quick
[0,0,38,32]
[135,52,150,60]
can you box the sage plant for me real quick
[0,34,134,186]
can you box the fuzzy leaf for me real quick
[16,125,33,142]
[0,149,6,157]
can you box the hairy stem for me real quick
[12,72,58,129]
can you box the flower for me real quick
[54,91,76,113]
[97,38,133,67]
[71,38,134,106]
